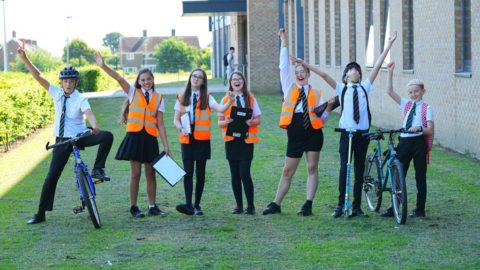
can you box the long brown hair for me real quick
[119,69,156,124]
[180,68,208,110]
[228,71,251,109]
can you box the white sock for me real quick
[149,204,156,209]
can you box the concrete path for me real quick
[83,84,228,99]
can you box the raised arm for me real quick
[386,62,401,104]
[211,91,234,113]
[17,42,49,90]
[369,31,397,84]
[291,56,336,89]
[94,52,130,93]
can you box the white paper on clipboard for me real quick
[152,152,186,187]
[181,113,191,134]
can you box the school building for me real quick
[183,0,480,159]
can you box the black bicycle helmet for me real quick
[59,66,79,79]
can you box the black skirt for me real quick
[225,138,254,161]
[181,135,211,161]
[115,129,159,163]
[286,113,324,158]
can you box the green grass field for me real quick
[0,93,479,269]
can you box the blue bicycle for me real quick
[363,128,407,224]
[46,130,101,228]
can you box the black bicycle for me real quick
[46,130,101,228]
[363,128,407,224]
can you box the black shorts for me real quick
[286,113,324,158]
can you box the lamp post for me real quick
[1,0,7,72]
[66,16,72,65]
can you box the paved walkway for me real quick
[83,84,227,99]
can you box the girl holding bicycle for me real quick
[19,45,113,225]
[95,53,170,218]
[382,61,434,218]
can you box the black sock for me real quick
[306,200,313,207]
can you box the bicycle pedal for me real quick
[93,178,104,185]
[73,206,84,214]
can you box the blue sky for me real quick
[2,0,211,57]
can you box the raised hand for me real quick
[387,61,395,73]
[278,28,286,38]
[387,31,398,46]
[94,52,104,67]
[16,40,26,60]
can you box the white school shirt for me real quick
[174,90,219,122]
[218,94,262,118]
[399,98,434,138]
[335,80,373,130]
[279,47,329,122]
[49,84,90,138]
[128,85,165,112]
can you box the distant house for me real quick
[119,30,200,73]
[0,31,37,71]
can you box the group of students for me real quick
[21,27,434,225]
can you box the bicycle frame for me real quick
[72,144,97,204]
[372,132,399,196]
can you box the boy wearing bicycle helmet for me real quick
[382,62,434,218]
[18,44,113,225]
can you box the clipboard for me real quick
[181,113,191,134]
[152,152,186,187]
[314,96,340,116]
[226,106,253,138]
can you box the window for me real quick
[402,0,414,70]
[304,0,310,61]
[325,0,331,66]
[365,0,374,67]
[380,0,391,66]
[126,53,134,60]
[455,0,471,73]
[334,0,342,67]
[349,0,356,62]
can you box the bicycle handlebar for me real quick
[334,128,369,134]
[45,130,93,150]
[363,128,417,141]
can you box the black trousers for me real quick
[182,159,207,208]
[337,132,370,209]
[397,136,427,211]
[228,159,254,209]
[38,131,114,213]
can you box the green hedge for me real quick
[76,66,118,92]
[0,73,54,151]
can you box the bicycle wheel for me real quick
[78,169,101,228]
[363,153,382,211]
[391,159,407,224]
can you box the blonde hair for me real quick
[407,79,425,89]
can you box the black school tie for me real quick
[236,96,242,108]
[192,93,198,130]
[352,85,360,124]
[299,87,310,129]
[405,102,416,130]
[59,95,70,137]
[145,91,150,105]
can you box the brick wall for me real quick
[294,0,480,159]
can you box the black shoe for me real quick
[231,207,243,214]
[410,209,425,218]
[194,206,203,216]
[380,207,394,217]
[351,208,369,218]
[331,205,343,219]
[27,214,45,224]
[176,204,194,215]
[148,204,166,216]
[130,205,145,218]
[244,207,256,215]
[91,168,111,184]
[297,202,312,216]
[262,202,281,215]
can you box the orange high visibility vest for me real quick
[178,94,212,144]
[221,94,259,143]
[279,85,324,129]
[126,89,162,137]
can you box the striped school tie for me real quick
[59,95,70,137]
[300,87,310,129]
[405,102,416,130]
[352,85,360,124]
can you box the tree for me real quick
[63,39,94,64]
[153,38,198,73]
[11,48,62,72]
[198,47,212,70]
[102,32,122,53]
